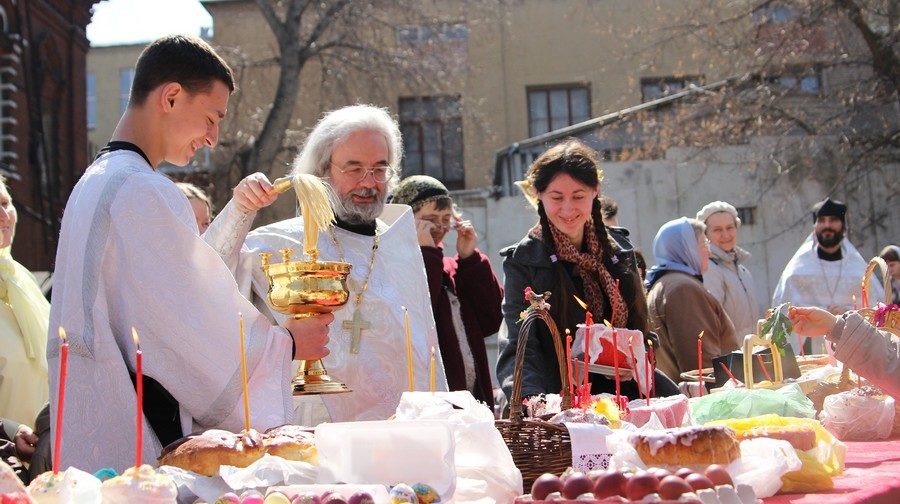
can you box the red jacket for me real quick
[421,246,503,408]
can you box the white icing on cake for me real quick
[27,468,101,504]
[100,464,177,504]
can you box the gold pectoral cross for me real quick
[343,308,371,354]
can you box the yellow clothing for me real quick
[0,247,49,426]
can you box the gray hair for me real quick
[687,218,707,241]
[696,200,741,227]
[290,104,403,194]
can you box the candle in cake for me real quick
[647,339,656,398]
[612,324,621,404]
[697,330,704,397]
[404,306,414,391]
[239,314,251,432]
[627,334,639,399]
[852,294,858,311]
[565,330,575,399]
[429,346,436,393]
[583,311,593,403]
[644,345,651,405]
[53,327,69,474]
[132,327,143,468]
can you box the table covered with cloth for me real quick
[765,437,900,504]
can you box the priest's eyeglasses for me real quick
[330,162,394,183]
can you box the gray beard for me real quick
[333,189,385,225]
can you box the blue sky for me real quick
[87,0,212,46]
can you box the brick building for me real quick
[0,0,97,272]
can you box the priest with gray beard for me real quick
[772,197,882,355]
[205,105,448,425]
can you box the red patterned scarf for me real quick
[530,221,628,328]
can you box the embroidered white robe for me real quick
[206,203,448,424]
[48,151,294,472]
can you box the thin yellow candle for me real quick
[430,346,436,393]
[239,313,251,432]
[404,306,414,391]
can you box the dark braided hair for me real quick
[528,139,618,262]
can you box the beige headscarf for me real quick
[0,246,50,374]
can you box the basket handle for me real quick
[742,331,784,389]
[508,293,572,419]
[862,257,893,307]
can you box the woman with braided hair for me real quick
[496,139,679,404]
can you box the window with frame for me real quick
[399,96,464,189]
[752,3,798,24]
[527,85,590,137]
[86,72,97,129]
[119,68,134,115]
[640,76,704,102]
[765,68,821,94]
[736,206,756,226]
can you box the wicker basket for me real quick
[858,257,899,336]
[495,290,573,489]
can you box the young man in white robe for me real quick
[206,105,448,425]
[48,35,332,473]
[772,198,883,354]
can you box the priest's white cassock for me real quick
[206,202,448,425]
[772,232,883,354]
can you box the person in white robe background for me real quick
[772,197,882,355]
[47,35,331,473]
[206,105,448,425]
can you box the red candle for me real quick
[612,279,620,323]
[612,327,621,403]
[583,311,593,400]
[628,334,640,399]
[565,330,574,399]
[648,339,656,398]
[719,361,739,385]
[132,327,143,468]
[756,353,773,382]
[697,330,704,397]
[53,327,69,474]
[644,346,651,405]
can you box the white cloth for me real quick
[566,422,614,473]
[772,232,882,354]
[206,203,448,424]
[48,151,294,472]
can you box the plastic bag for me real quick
[708,415,846,493]
[316,419,455,500]
[689,383,816,424]
[820,390,895,441]
[394,391,522,503]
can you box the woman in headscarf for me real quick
[645,217,737,385]
[391,175,503,409]
[496,139,679,404]
[879,245,900,302]
[0,175,50,426]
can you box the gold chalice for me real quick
[260,248,353,395]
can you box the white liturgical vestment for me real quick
[206,203,448,424]
[48,151,294,473]
[772,233,882,354]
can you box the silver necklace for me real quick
[818,256,843,306]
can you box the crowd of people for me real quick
[1,34,898,479]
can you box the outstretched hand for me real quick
[233,172,279,213]
[788,306,838,337]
